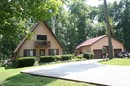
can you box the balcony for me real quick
[35,40,51,48]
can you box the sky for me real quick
[86,0,118,7]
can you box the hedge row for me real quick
[17,57,35,67]
[15,53,94,68]
[61,55,73,61]
[40,54,73,62]
[40,56,55,63]
[16,55,74,67]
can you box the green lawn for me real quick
[99,58,130,66]
[0,64,94,86]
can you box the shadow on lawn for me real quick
[1,73,56,86]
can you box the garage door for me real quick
[93,50,102,59]
[114,49,122,56]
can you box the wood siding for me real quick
[18,22,63,57]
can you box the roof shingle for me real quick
[75,35,106,49]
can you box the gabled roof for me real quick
[75,35,106,49]
[14,22,63,53]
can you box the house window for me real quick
[37,35,47,40]
[24,49,36,56]
[48,49,59,55]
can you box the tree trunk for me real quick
[103,0,114,59]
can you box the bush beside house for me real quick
[40,54,74,62]
[55,55,62,61]
[40,56,55,63]
[17,57,35,67]
[83,52,94,59]
[6,54,93,68]
[76,54,83,59]
[61,54,73,61]
[16,54,74,67]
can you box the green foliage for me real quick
[83,52,94,60]
[98,0,130,51]
[2,61,19,68]
[120,1,130,51]
[83,53,89,59]
[17,57,35,67]
[40,55,74,62]
[0,0,62,21]
[61,54,73,61]
[0,67,93,86]
[90,53,94,59]
[99,58,130,66]
[55,55,62,61]
[40,56,55,63]
[40,54,78,62]
[76,54,83,59]
[70,0,92,44]
[48,0,108,54]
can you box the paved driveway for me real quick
[21,60,130,86]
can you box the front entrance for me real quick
[40,49,45,56]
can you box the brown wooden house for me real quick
[14,22,63,58]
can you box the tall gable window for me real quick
[24,49,36,56]
[37,35,47,40]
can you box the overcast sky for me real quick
[86,0,118,7]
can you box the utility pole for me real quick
[103,0,114,59]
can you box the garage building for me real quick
[75,35,124,59]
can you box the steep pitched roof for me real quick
[14,22,63,53]
[75,35,106,49]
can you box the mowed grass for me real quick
[99,58,130,66]
[0,65,94,86]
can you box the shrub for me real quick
[17,57,35,67]
[76,54,83,59]
[40,56,55,63]
[61,54,73,61]
[55,55,62,61]
[83,52,94,59]
[89,53,94,59]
